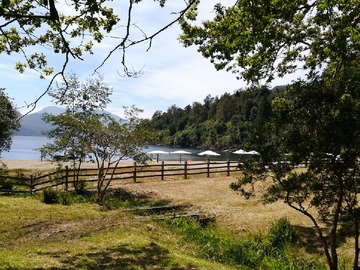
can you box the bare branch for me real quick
[20,50,70,119]
[94,0,198,75]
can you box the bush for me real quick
[0,181,13,190]
[42,189,73,205]
[42,189,60,204]
[266,217,299,251]
[0,162,8,175]
[74,181,87,195]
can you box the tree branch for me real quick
[94,0,198,75]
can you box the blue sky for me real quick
[1,1,296,119]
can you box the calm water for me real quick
[1,136,239,161]
[2,136,48,160]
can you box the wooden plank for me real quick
[121,203,189,212]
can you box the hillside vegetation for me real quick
[149,86,284,150]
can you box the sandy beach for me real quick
[1,159,219,170]
[1,160,136,170]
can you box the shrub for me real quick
[266,217,299,251]
[42,189,73,205]
[74,181,87,195]
[42,189,60,204]
[0,181,13,190]
[0,162,8,175]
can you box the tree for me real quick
[48,73,112,114]
[180,1,360,83]
[42,75,155,200]
[0,88,20,159]
[42,74,113,191]
[76,105,154,202]
[231,62,360,270]
[149,85,275,150]
[0,0,197,111]
[180,3,360,268]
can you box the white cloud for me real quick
[2,0,296,119]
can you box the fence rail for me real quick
[0,160,241,194]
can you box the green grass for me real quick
[0,187,327,270]
[160,217,325,270]
[0,196,238,270]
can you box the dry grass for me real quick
[116,174,358,268]
[118,175,313,234]
[1,160,318,235]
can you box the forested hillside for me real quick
[150,85,285,150]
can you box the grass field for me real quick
[0,195,241,270]
[0,173,345,269]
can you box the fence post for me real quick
[161,161,165,181]
[207,160,210,178]
[227,159,230,176]
[184,160,188,180]
[29,175,34,195]
[133,162,137,183]
[65,166,69,192]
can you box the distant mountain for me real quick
[15,106,122,136]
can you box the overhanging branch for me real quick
[94,0,198,75]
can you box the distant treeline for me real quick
[149,85,286,150]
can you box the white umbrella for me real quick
[198,150,220,156]
[233,149,260,155]
[198,150,220,161]
[233,149,260,162]
[171,150,192,163]
[233,149,249,155]
[147,150,169,162]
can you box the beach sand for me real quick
[1,160,137,170]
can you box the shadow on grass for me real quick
[296,221,355,256]
[295,225,325,254]
[36,242,194,270]
[103,187,172,210]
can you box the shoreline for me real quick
[1,159,230,170]
[1,160,136,170]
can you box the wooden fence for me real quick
[0,160,241,195]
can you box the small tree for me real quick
[81,106,154,202]
[0,88,20,159]
[231,62,360,270]
[42,75,156,201]
[42,74,112,191]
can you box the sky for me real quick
[1,1,297,119]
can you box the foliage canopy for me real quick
[180,0,360,83]
[42,74,155,201]
[0,89,19,158]
[231,61,360,270]
[149,86,279,151]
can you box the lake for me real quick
[1,136,240,162]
